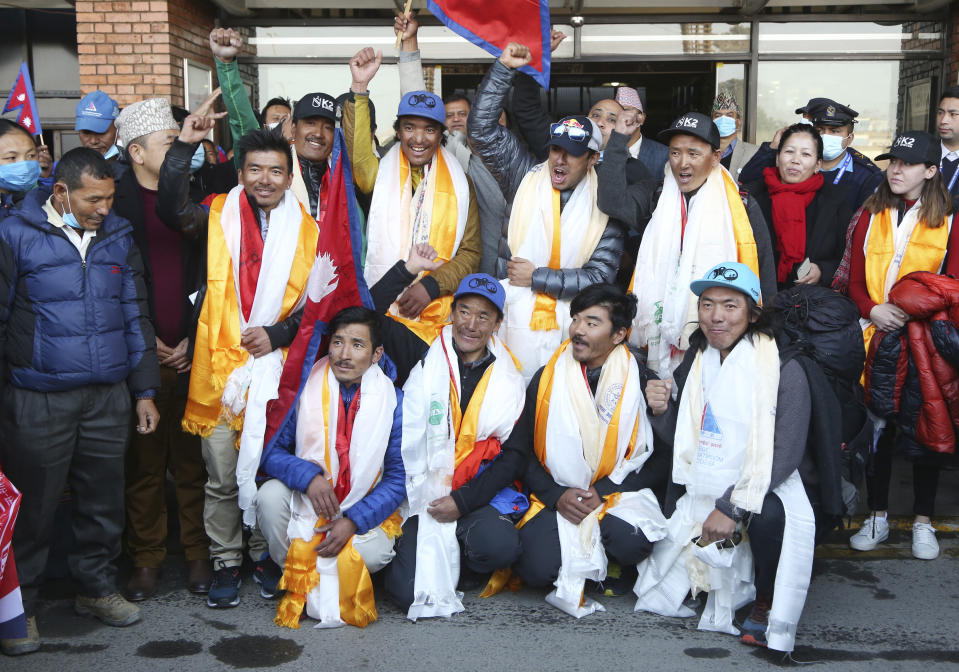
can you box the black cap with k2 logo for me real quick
[293,92,340,123]
[874,130,940,166]
[658,112,721,150]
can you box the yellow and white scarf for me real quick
[500,162,608,382]
[365,144,470,342]
[860,204,951,348]
[274,358,401,629]
[629,165,759,376]
[529,342,665,618]
[182,186,318,527]
[399,325,525,621]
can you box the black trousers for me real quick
[0,383,131,616]
[513,508,654,589]
[866,427,939,517]
[747,492,786,601]
[383,505,521,612]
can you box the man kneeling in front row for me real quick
[635,262,815,652]
[257,306,406,628]
[509,284,670,617]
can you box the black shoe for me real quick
[253,554,283,599]
[456,565,489,592]
[206,565,241,608]
[597,562,638,597]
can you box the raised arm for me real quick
[209,28,260,169]
[468,44,538,202]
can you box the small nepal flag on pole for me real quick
[2,62,42,137]
[427,0,552,88]
[262,127,395,457]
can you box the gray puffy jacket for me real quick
[469,60,624,300]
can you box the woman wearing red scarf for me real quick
[744,124,852,290]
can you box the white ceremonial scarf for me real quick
[400,326,525,621]
[363,144,469,289]
[538,343,666,618]
[220,185,314,527]
[630,164,741,376]
[286,358,397,628]
[500,162,608,383]
[634,336,814,653]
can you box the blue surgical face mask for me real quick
[0,159,40,193]
[190,143,206,173]
[61,185,85,230]
[821,133,848,161]
[103,144,119,160]
[712,114,737,138]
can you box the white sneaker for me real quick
[849,514,889,551]
[911,522,940,560]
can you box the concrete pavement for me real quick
[4,524,958,672]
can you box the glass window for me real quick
[580,23,750,57]
[758,22,941,54]
[756,60,900,161]
[715,62,746,115]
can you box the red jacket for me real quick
[866,271,959,453]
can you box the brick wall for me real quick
[76,0,224,107]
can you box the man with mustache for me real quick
[366,248,526,621]
[160,122,319,610]
[257,306,406,628]
[507,283,668,617]
[606,112,776,376]
[343,47,481,341]
[469,42,624,381]
[207,28,338,225]
[0,148,160,654]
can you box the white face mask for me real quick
[692,540,736,568]
[821,133,850,161]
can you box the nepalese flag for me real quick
[427,0,552,88]
[0,472,26,640]
[262,128,395,454]
[2,62,42,137]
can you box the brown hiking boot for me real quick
[75,592,140,627]
[1,616,40,656]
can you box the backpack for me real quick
[773,285,873,498]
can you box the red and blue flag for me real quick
[2,63,42,137]
[0,472,25,640]
[263,128,394,454]
[427,0,552,89]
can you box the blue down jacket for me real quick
[0,188,158,395]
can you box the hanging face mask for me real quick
[190,143,206,174]
[266,121,280,131]
[712,114,737,138]
[103,144,120,160]
[821,133,849,161]
[0,160,41,193]
[692,536,738,569]
[60,185,85,231]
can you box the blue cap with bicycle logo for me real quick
[689,262,762,306]
[397,90,445,127]
[454,273,505,314]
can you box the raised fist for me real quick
[350,47,383,93]
[499,43,532,70]
[209,27,242,64]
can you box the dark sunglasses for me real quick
[550,121,588,142]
